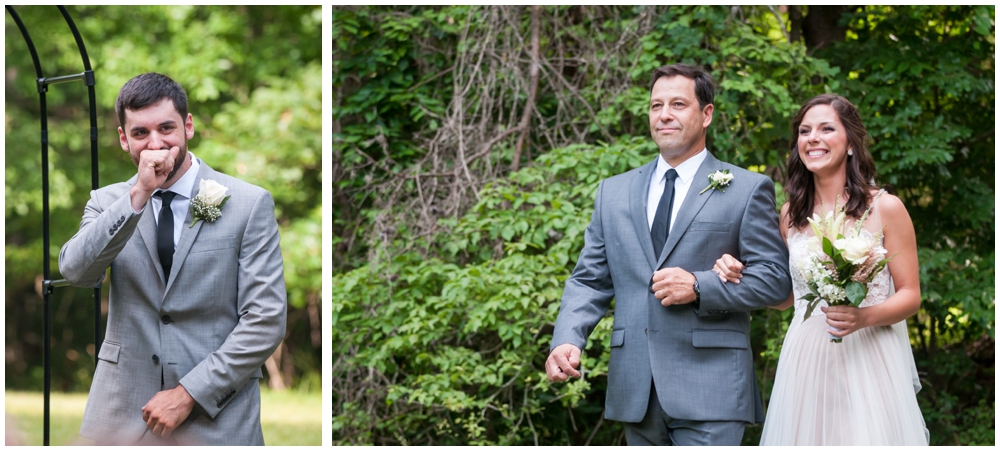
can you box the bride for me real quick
[712,94,928,445]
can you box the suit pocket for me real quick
[691,329,747,349]
[189,236,236,254]
[98,341,121,363]
[689,221,732,233]
[610,329,625,347]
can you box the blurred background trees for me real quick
[332,5,994,445]
[6,5,321,395]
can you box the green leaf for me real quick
[822,236,836,258]
[802,297,820,321]
[845,281,867,307]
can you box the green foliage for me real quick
[333,138,651,445]
[916,349,995,445]
[334,4,993,445]
[5,5,321,391]
[333,6,458,165]
[332,6,465,267]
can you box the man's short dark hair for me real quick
[115,73,188,128]
[649,64,715,110]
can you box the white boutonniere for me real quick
[700,169,734,194]
[189,179,230,227]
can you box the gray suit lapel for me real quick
[131,176,168,286]
[630,160,658,270]
[165,161,213,294]
[656,152,723,267]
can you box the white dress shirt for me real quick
[646,149,708,232]
[143,152,201,249]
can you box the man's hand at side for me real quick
[141,384,196,438]
[545,343,582,382]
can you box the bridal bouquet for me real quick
[796,206,890,343]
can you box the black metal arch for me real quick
[5,5,100,446]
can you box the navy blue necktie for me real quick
[155,191,177,282]
[651,169,678,258]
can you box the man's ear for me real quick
[702,104,714,129]
[118,126,129,151]
[185,113,194,141]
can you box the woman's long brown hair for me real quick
[785,94,878,229]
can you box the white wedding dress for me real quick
[759,191,929,445]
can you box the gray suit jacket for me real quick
[551,151,790,424]
[59,160,286,445]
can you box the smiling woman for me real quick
[714,93,928,445]
[786,94,879,228]
[796,105,850,176]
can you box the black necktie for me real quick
[155,191,177,282]
[651,169,678,257]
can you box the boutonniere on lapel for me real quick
[189,179,231,227]
[700,169,734,194]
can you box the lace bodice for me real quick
[787,190,893,320]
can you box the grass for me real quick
[6,388,321,446]
[260,389,322,446]
[5,391,90,446]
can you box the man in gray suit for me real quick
[545,64,791,445]
[59,73,286,445]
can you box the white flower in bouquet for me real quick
[798,202,892,343]
[803,238,824,259]
[793,255,814,282]
[834,234,873,265]
[807,209,846,243]
[817,280,846,303]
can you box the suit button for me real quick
[108,228,113,235]
[162,315,172,324]
[152,354,160,364]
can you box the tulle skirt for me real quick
[759,313,929,445]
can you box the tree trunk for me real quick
[513,5,542,172]
[802,5,851,52]
[789,5,802,44]
[265,344,287,390]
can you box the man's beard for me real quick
[163,146,187,183]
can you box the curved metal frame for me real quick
[5,5,99,446]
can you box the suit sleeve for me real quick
[179,190,287,418]
[694,175,791,315]
[550,180,616,352]
[59,189,142,287]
